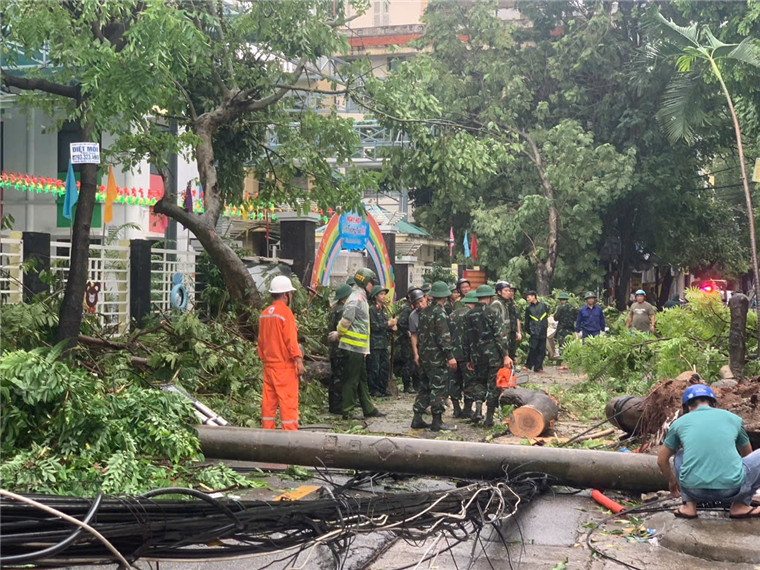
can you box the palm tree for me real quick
[648,10,760,354]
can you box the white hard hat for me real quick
[269,275,296,294]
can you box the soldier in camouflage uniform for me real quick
[554,292,577,371]
[367,285,397,397]
[449,290,478,418]
[412,281,458,432]
[465,285,513,428]
[395,289,420,393]
[453,278,471,310]
[327,284,352,414]
[444,284,456,315]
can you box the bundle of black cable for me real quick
[0,475,547,566]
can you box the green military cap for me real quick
[421,282,431,293]
[475,284,496,298]
[558,292,570,300]
[449,284,457,292]
[335,284,352,301]
[346,276,356,286]
[584,291,597,299]
[370,286,389,298]
[462,291,478,303]
[430,281,452,298]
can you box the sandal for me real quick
[729,506,760,519]
[673,508,698,519]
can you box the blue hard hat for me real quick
[635,289,646,296]
[682,384,717,405]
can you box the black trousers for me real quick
[525,335,546,372]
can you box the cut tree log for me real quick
[500,387,560,438]
[605,396,646,435]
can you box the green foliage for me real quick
[422,264,456,284]
[0,346,203,495]
[562,290,758,408]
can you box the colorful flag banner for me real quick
[471,233,478,261]
[463,231,470,258]
[62,161,78,220]
[449,227,454,257]
[104,165,117,224]
[183,182,194,213]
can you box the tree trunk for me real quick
[713,63,760,359]
[500,387,559,438]
[153,119,260,319]
[57,123,97,347]
[535,263,551,296]
[605,396,645,435]
[614,214,635,311]
[658,267,673,309]
[728,293,749,382]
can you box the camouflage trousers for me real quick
[328,354,347,415]
[469,361,501,408]
[556,328,574,352]
[413,365,449,415]
[449,361,474,401]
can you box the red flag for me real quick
[471,233,478,260]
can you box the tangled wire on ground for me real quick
[0,472,549,568]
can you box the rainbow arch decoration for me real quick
[311,211,395,298]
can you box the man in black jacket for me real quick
[523,290,548,373]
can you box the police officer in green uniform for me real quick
[331,268,385,420]
[327,284,352,414]
[465,285,512,427]
[413,281,458,432]
[367,284,396,397]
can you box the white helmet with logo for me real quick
[269,275,296,294]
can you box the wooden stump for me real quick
[605,396,645,435]
[501,387,560,438]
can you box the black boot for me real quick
[411,412,430,429]
[483,406,496,428]
[452,399,464,418]
[461,398,473,419]
[431,413,456,432]
[470,402,484,423]
[404,378,416,394]
[365,408,386,419]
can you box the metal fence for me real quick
[151,247,199,314]
[2,233,199,331]
[0,232,24,305]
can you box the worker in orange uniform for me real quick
[258,275,305,430]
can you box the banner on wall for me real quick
[338,213,370,251]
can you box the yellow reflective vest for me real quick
[338,286,371,355]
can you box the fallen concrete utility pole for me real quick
[196,426,668,492]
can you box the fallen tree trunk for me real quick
[500,387,559,437]
[196,425,667,492]
[605,396,646,435]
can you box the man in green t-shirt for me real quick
[657,384,760,519]
[626,289,656,333]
